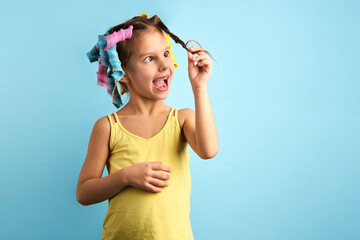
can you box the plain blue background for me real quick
[1,0,359,239]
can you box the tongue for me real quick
[153,79,165,87]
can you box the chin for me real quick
[159,92,169,100]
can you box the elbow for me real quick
[197,140,219,160]
[201,152,218,159]
[76,189,91,206]
[77,195,91,206]
[76,196,85,206]
[76,192,86,206]
[199,148,218,160]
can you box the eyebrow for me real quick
[138,46,170,58]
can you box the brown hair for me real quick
[107,14,214,94]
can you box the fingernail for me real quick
[170,168,172,172]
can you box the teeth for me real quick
[156,76,168,81]
[153,76,168,89]
[153,79,166,88]
[153,79,164,84]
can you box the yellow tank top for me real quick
[101,107,194,240]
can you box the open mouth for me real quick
[152,75,169,90]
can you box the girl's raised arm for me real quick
[182,46,219,159]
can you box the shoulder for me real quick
[177,108,194,129]
[92,115,111,135]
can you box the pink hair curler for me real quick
[96,58,110,91]
[104,25,133,51]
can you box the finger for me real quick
[149,177,169,187]
[153,171,171,180]
[193,50,208,56]
[152,161,164,169]
[189,46,204,52]
[188,51,195,62]
[198,59,211,66]
[193,54,209,62]
[152,161,172,173]
[189,47,207,55]
[144,182,163,193]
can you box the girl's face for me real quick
[122,29,175,101]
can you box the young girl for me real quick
[76,13,218,240]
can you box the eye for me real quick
[164,51,170,57]
[144,56,154,62]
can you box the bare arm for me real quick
[76,116,129,206]
[183,46,219,159]
[194,86,218,158]
[76,116,172,205]
[182,87,219,159]
[76,169,129,206]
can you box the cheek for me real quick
[131,63,151,77]
[143,67,154,77]
[136,67,154,82]
[168,59,175,72]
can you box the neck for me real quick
[121,98,168,116]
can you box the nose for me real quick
[158,57,169,71]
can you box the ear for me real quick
[120,72,130,83]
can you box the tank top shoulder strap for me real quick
[169,107,176,118]
[106,113,120,126]
[108,108,175,127]
[107,114,114,125]
[112,112,120,123]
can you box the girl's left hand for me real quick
[187,46,213,89]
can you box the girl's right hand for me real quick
[125,161,172,193]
